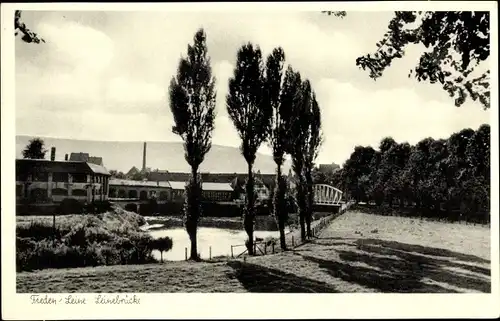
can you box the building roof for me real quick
[88,156,103,166]
[69,152,89,162]
[148,171,191,182]
[169,181,234,192]
[16,159,110,176]
[109,178,172,188]
[149,171,276,187]
[126,166,140,176]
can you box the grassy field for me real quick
[16,210,490,293]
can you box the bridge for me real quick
[313,184,343,206]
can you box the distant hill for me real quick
[16,135,292,174]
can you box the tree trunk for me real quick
[305,169,313,238]
[189,229,198,260]
[244,162,255,255]
[185,165,200,261]
[160,251,163,263]
[279,221,287,251]
[296,182,307,242]
[274,164,287,251]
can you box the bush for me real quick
[16,221,69,241]
[16,207,157,271]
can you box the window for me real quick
[139,190,148,200]
[16,185,23,197]
[159,191,168,201]
[128,190,138,199]
[16,171,29,181]
[53,172,68,182]
[109,188,117,197]
[72,189,87,197]
[71,189,87,196]
[72,173,87,183]
[30,188,48,202]
[32,172,48,181]
[52,188,68,196]
[118,189,127,198]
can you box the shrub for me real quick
[16,221,67,241]
[15,206,157,271]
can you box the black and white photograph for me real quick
[1,1,499,319]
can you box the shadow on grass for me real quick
[302,255,457,293]
[227,260,338,293]
[298,237,490,293]
[358,238,490,264]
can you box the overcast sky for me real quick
[15,10,490,165]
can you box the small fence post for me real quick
[292,235,295,247]
[253,241,256,255]
[264,243,267,255]
[231,245,234,258]
[272,243,275,254]
[185,247,188,261]
[209,246,212,260]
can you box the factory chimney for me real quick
[50,147,56,161]
[142,142,147,172]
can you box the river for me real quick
[148,226,289,261]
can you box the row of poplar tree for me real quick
[168,29,323,260]
[320,124,490,223]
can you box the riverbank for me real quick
[17,210,490,293]
[143,211,334,232]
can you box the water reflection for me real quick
[149,227,289,261]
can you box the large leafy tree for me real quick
[22,138,47,159]
[342,145,376,202]
[226,43,272,255]
[15,10,45,44]
[169,28,216,261]
[264,47,290,250]
[355,11,490,109]
[323,11,490,109]
[466,124,490,179]
[303,92,323,238]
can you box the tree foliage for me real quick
[151,236,173,263]
[303,92,323,238]
[321,11,347,18]
[15,10,45,44]
[355,11,490,109]
[169,28,216,260]
[323,11,490,109]
[286,75,316,242]
[264,47,290,250]
[109,170,126,179]
[226,43,272,255]
[22,138,47,159]
[335,124,490,223]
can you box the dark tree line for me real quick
[329,124,490,224]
